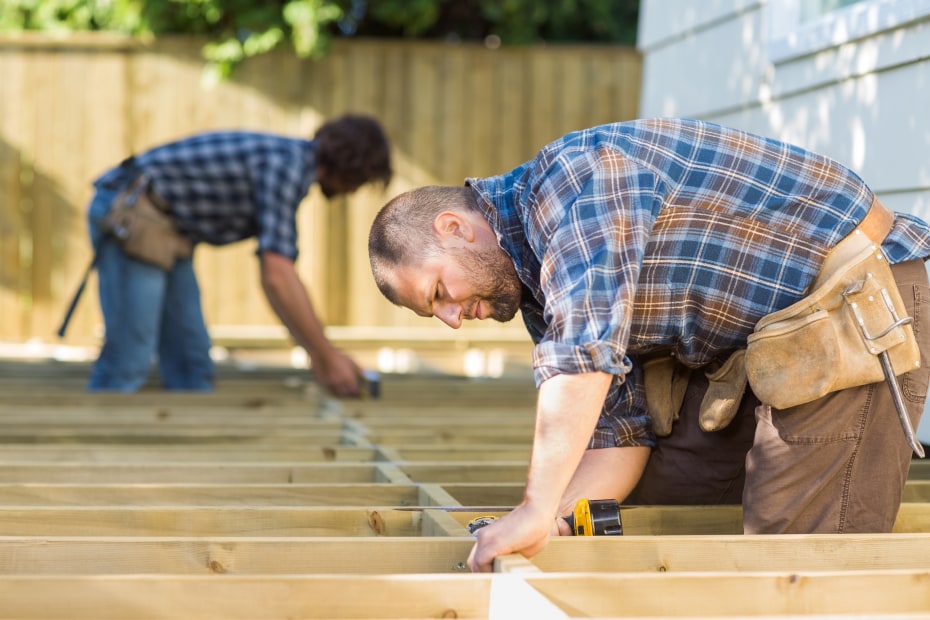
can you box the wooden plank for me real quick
[908,459,930,479]
[399,462,529,483]
[0,536,476,575]
[523,571,930,618]
[0,483,422,507]
[441,483,524,507]
[0,570,928,619]
[359,428,533,445]
[894,502,930,532]
[902,479,930,501]
[17,503,930,538]
[0,507,424,537]
[0,445,375,463]
[0,427,347,444]
[0,574,493,620]
[386,445,531,462]
[0,463,383,483]
[421,508,470,537]
[534,533,930,573]
[4,533,930,576]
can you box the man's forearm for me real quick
[522,372,614,516]
[557,446,650,516]
[259,252,335,359]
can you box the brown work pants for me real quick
[627,258,930,534]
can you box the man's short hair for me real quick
[315,114,393,188]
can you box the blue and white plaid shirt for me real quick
[95,131,317,259]
[468,118,930,448]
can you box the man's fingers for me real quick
[466,541,493,573]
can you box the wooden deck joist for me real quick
[3,533,930,575]
[0,360,929,619]
[0,570,928,619]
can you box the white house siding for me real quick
[637,0,930,443]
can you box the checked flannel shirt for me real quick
[467,118,930,449]
[95,131,318,259]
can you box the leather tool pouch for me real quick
[745,239,920,410]
[103,177,192,271]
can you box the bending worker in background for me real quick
[84,114,392,395]
[368,118,930,571]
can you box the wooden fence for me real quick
[0,33,641,354]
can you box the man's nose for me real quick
[435,302,462,329]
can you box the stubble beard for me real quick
[452,245,522,322]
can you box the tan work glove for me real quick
[699,349,747,432]
[643,355,692,436]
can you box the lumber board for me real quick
[336,404,536,419]
[523,571,930,618]
[0,507,426,536]
[902,479,930,501]
[377,444,531,462]
[0,574,492,619]
[3,533,930,576]
[908,459,930,479]
[354,428,534,445]
[398,462,529,483]
[0,483,424,507]
[0,463,394,483]
[0,388,321,407]
[534,533,930,573]
[0,445,376,463]
[0,404,324,421]
[0,571,928,619]
[440,483,525,506]
[0,505,747,537]
[0,426,346,443]
[0,357,928,620]
[0,537,476,575]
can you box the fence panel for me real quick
[0,34,641,348]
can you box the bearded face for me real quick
[448,243,522,323]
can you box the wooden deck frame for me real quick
[0,362,929,619]
[0,570,928,619]
[2,533,930,575]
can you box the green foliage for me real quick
[0,0,638,77]
[1,0,345,78]
[348,0,640,45]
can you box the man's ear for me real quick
[433,211,474,242]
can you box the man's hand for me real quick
[466,502,554,572]
[467,372,616,571]
[311,347,362,398]
[259,250,366,397]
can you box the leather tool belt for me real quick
[102,175,192,271]
[745,198,920,409]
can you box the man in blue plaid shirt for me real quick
[369,118,930,571]
[86,114,392,396]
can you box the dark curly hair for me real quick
[314,114,393,189]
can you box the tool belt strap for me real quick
[121,174,171,213]
[814,196,893,290]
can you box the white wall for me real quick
[637,0,930,444]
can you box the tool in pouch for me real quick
[101,174,192,271]
[467,499,623,536]
[57,172,192,338]
[745,207,925,458]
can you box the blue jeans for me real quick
[87,184,214,391]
